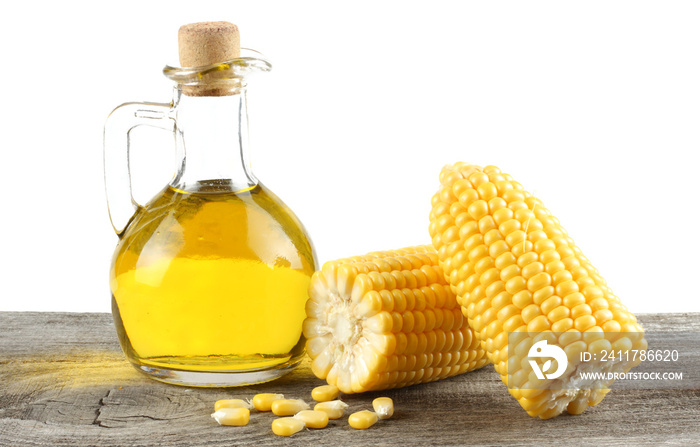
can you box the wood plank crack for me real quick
[94,386,213,429]
[93,389,113,428]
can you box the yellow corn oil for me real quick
[110,183,315,384]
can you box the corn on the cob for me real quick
[429,162,646,419]
[303,245,488,393]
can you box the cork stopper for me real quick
[178,21,240,67]
[178,21,241,96]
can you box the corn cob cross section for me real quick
[429,162,647,419]
[303,245,489,394]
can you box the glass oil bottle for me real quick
[103,21,316,386]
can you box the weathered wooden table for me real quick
[1,312,698,446]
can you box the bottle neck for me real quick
[170,89,257,193]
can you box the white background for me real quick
[1,1,698,313]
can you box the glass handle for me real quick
[103,102,174,236]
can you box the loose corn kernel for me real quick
[252,393,284,412]
[311,384,340,402]
[271,417,305,437]
[214,399,253,411]
[303,246,489,394]
[293,410,329,429]
[314,400,349,420]
[271,399,310,416]
[211,408,250,426]
[372,397,394,420]
[348,410,378,429]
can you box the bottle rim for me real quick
[163,48,272,86]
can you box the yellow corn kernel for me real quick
[348,410,379,429]
[271,417,305,437]
[271,399,310,416]
[303,246,489,394]
[211,408,250,426]
[372,397,394,420]
[214,399,253,411]
[252,393,284,412]
[293,410,329,429]
[314,400,349,420]
[429,163,646,419]
[311,384,340,402]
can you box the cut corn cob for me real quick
[429,162,647,419]
[303,245,488,394]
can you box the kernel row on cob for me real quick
[303,245,489,394]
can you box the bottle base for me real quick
[131,360,301,387]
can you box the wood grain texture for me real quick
[1,312,698,446]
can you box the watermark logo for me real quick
[508,331,697,390]
[527,340,568,380]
